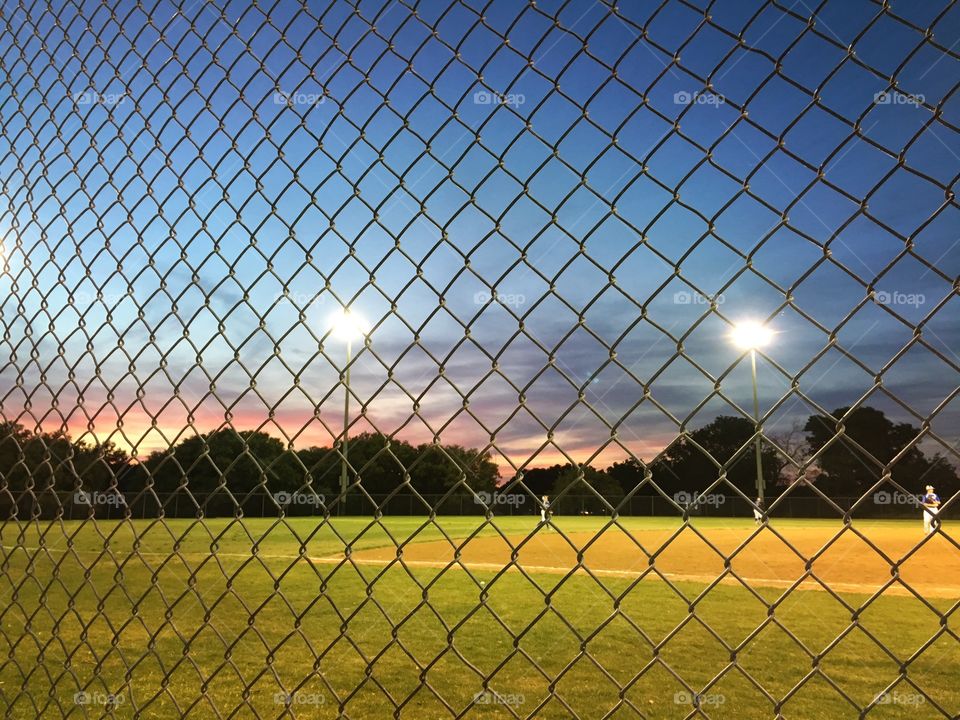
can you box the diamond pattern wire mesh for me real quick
[0,0,958,718]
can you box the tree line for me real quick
[523,408,957,513]
[0,406,955,510]
[0,422,499,498]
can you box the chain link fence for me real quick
[0,0,959,717]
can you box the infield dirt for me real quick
[341,522,960,598]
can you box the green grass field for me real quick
[0,516,957,718]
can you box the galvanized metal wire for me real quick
[0,0,958,717]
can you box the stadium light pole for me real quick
[730,321,774,503]
[329,308,368,516]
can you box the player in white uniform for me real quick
[540,495,550,525]
[921,485,940,535]
[753,497,764,525]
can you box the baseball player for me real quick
[753,497,765,525]
[921,485,941,535]
[540,495,550,526]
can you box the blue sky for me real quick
[0,0,958,474]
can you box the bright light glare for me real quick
[730,321,774,350]
[328,308,369,341]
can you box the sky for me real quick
[0,0,958,476]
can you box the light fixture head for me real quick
[328,308,369,341]
[730,320,774,350]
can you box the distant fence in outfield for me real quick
[0,491,944,521]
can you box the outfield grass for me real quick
[0,516,957,718]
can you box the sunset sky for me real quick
[0,0,957,474]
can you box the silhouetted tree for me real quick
[0,422,131,493]
[143,429,301,495]
[804,407,959,498]
[409,443,499,495]
[769,420,822,488]
[650,416,780,496]
[551,465,623,514]
[607,457,651,495]
[312,433,498,496]
[295,445,339,493]
[518,464,566,495]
